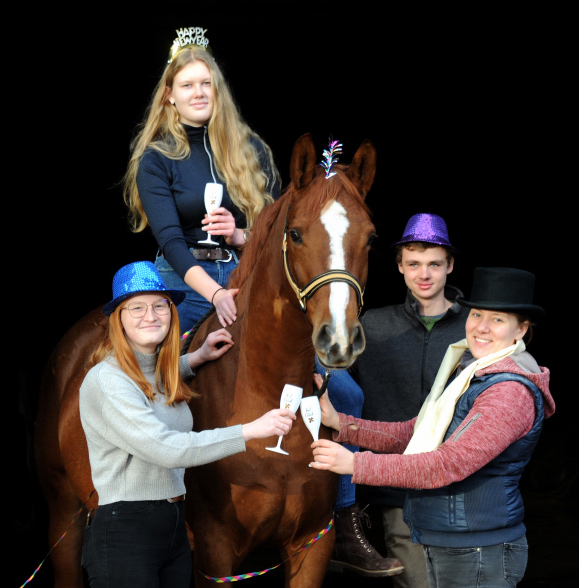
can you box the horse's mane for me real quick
[229,166,370,289]
[228,191,285,289]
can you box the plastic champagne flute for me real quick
[198,183,223,245]
[300,396,322,442]
[266,384,303,455]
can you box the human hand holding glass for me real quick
[313,373,340,431]
[198,183,223,245]
[266,384,303,455]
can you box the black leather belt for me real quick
[192,248,232,261]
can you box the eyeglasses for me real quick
[121,298,172,318]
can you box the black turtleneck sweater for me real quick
[137,124,280,280]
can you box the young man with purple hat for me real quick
[357,212,469,588]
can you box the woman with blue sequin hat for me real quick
[79,261,296,588]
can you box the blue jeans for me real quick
[155,250,239,336]
[82,500,191,588]
[315,357,364,509]
[423,535,528,588]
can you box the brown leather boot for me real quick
[329,505,405,577]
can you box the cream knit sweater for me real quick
[80,350,245,505]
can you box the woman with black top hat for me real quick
[79,261,295,588]
[123,27,280,335]
[310,267,555,588]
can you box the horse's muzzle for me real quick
[313,321,366,368]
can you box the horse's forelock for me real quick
[291,166,371,220]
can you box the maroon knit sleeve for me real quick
[333,413,416,453]
[352,381,536,488]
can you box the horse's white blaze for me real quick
[320,201,350,352]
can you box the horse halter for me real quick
[282,212,365,318]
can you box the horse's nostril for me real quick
[352,326,366,354]
[316,324,332,348]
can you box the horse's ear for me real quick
[346,140,377,200]
[290,133,317,190]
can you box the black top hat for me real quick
[456,267,544,320]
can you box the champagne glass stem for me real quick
[266,435,288,455]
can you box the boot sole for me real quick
[328,560,405,577]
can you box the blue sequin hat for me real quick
[393,213,458,254]
[102,261,186,316]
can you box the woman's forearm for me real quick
[225,228,246,248]
[183,265,222,303]
[334,414,416,453]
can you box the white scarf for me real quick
[403,338,526,455]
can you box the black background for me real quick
[16,2,574,586]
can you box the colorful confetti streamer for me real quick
[197,517,334,582]
[20,490,95,587]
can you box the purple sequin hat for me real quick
[102,261,186,316]
[393,213,457,254]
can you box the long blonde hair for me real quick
[89,299,196,405]
[123,46,278,233]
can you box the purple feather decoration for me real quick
[320,139,343,179]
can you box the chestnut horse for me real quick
[34,133,377,587]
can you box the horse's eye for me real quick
[290,229,302,244]
[367,232,377,246]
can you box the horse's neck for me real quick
[236,207,314,385]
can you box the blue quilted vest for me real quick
[403,372,544,547]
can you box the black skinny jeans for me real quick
[82,499,191,588]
